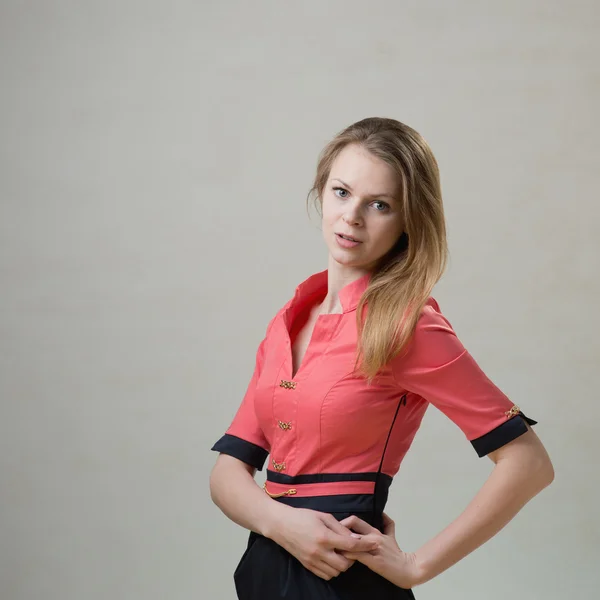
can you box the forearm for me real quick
[209,454,287,538]
[412,453,554,585]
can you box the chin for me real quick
[329,249,367,268]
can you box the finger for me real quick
[324,551,354,573]
[313,560,340,580]
[330,531,379,553]
[303,557,338,581]
[358,533,380,548]
[341,550,374,564]
[382,512,396,536]
[339,515,376,536]
[342,533,380,555]
[310,567,334,581]
[322,514,356,537]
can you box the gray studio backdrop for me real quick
[1,2,598,599]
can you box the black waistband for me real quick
[266,470,393,486]
[265,471,393,530]
[269,493,387,530]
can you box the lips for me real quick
[336,233,362,243]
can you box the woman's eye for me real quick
[372,201,389,211]
[333,187,348,198]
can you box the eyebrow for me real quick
[331,178,396,200]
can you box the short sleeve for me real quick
[391,298,538,457]
[210,317,276,470]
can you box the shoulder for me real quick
[417,296,455,333]
[391,296,465,373]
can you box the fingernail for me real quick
[350,533,361,538]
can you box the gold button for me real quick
[272,459,286,472]
[279,380,297,390]
[278,420,292,431]
[505,405,521,418]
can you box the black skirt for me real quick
[232,501,416,600]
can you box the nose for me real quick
[342,204,363,227]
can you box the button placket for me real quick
[272,360,298,479]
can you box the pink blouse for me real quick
[211,269,537,506]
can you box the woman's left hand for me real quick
[339,513,421,589]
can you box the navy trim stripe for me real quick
[266,470,393,485]
[471,413,538,457]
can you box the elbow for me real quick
[494,440,555,493]
[538,455,555,489]
[524,450,555,494]
[209,461,224,506]
[209,454,256,507]
[532,438,555,489]
[503,430,555,490]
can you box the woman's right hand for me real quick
[266,505,380,580]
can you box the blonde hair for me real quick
[307,117,449,383]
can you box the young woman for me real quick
[209,117,554,599]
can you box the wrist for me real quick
[258,501,291,541]
[409,550,432,587]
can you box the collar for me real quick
[292,269,372,314]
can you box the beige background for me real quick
[1,1,598,599]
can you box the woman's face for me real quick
[321,144,404,272]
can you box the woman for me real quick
[209,117,554,599]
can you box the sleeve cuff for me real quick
[470,413,538,458]
[211,434,270,470]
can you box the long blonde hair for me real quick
[307,117,449,383]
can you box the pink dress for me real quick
[211,269,537,599]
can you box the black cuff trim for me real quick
[471,413,538,457]
[211,434,269,470]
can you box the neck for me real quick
[319,259,370,315]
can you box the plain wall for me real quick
[1,1,598,599]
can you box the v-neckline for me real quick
[279,268,371,380]
[286,298,345,380]
[290,312,323,380]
